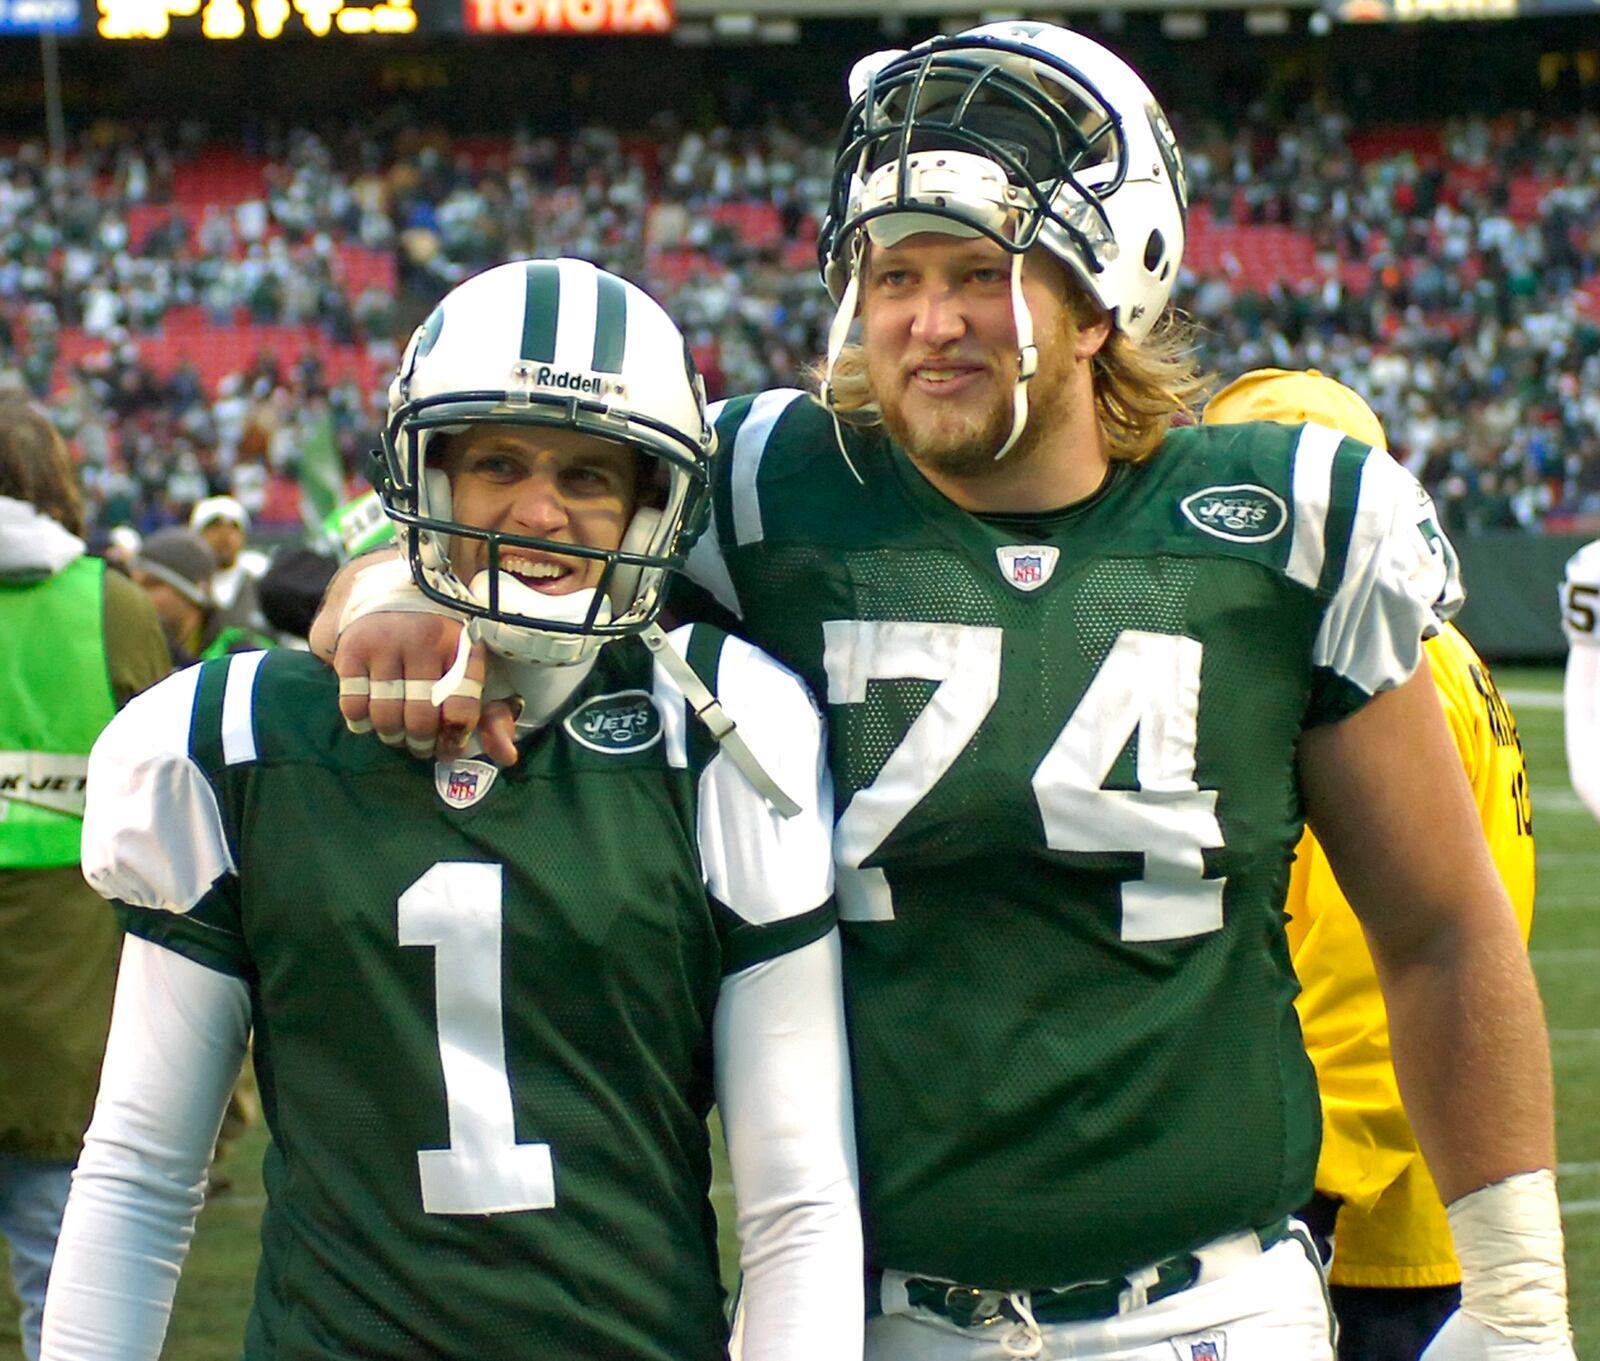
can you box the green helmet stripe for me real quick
[520,261,561,363]
[591,271,628,374]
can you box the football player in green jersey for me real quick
[39,260,862,1361]
[314,26,1574,1361]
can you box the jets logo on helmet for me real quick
[376,257,714,667]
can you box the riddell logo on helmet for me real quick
[525,365,629,400]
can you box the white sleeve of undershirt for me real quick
[39,937,251,1361]
[714,931,862,1361]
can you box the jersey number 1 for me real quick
[824,623,1225,942]
[399,862,556,1216]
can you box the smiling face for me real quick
[860,232,1109,489]
[437,424,639,597]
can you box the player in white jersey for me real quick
[1561,538,1600,822]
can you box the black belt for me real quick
[876,1217,1292,1329]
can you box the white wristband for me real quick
[1449,1169,1572,1345]
[337,557,465,639]
[337,557,484,708]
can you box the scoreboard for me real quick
[1,0,675,34]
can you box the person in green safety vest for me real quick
[0,401,170,1361]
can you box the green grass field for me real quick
[3,665,1595,1358]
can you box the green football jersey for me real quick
[89,629,834,1361]
[679,390,1458,1289]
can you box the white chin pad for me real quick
[467,571,610,666]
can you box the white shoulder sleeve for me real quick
[683,514,743,619]
[665,630,834,925]
[82,665,235,914]
[40,936,251,1361]
[715,931,862,1361]
[1316,450,1463,698]
[1560,538,1600,649]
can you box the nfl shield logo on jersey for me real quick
[434,757,500,809]
[1186,1336,1225,1360]
[995,544,1060,593]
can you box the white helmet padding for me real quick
[377,258,714,667]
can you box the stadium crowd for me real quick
[0,105,1595,540]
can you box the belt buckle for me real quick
[943,1286,1008,1329]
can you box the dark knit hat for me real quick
[133,527,216,608]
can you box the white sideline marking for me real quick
[1530,790,1598,815]
[1550,1029,1600,1041]
[1501,688,1563,709]
[1530,949,1600,963]
[1538,851,1600,866]
[1560,1161,1600,1176]
[1560,1198,1600,1215]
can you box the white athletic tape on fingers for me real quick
[364,680,438,703]
[345,716,374,734]
[339,676,370,698]
[405,737,437,758]
[377,729,406,748]
[431,623,479,709]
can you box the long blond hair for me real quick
[811,273,1212,466]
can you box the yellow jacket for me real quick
[1284,623,1536,1287]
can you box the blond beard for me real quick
[871,343,1074,483]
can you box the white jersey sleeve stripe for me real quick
[82,667,235,915]
[684,514,743,618]
[1285,423,1343,591]
[221,651,268,767]
[653,660,690,773]
[1313,451,1445,699]
[730,389,808,548]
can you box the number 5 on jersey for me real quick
[823,623,1226,942]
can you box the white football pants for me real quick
[864,1228,1335,1361]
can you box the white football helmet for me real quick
[816,24,1187,464]
[377,258,714,666]
[820,21,1188,340]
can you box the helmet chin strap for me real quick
[640,623,802,818]
[818,237,868,487]
[429,574,608,726]
[823,220,1038,469]
[994,249,1039,462]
